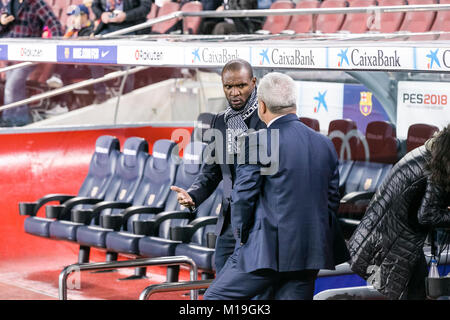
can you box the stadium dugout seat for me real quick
[48,137,149,263]
[105,141,207,281]
[281,0,320,34]
[328,119,359,193]
[315,0,348,34]
[354,120,399,164]
[339,0,377,33]
[406,123,439,153]
[299,116,320,132]
[150,1,181,34]
[172,183,223,281]
[181,1,203,34]
[73,140,178,265]
[256,1,295,34]
[192,112,215,143]
[20,135,120,239]
[338,121,398,220]
[397,0,437,34]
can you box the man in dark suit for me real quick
[203,72,350,300]
[170,59,266,274]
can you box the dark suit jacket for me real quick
[187,110,266,236]
[232,113,350,273]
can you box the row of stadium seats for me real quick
[258,0,450,39]
[19,134,222,281]
[46,0,450,37]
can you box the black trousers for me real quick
[204,245,319,300]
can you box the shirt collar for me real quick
[267,114,289,128]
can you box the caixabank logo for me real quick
[417,48,450,71]
[188,47,246,65]
[332,47,405,69]
[257,48,317,67]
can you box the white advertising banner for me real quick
[251,46,327,69]
[8,43,56,62]
[184,45,250,67]
[117,44,180,66]
[415,47,450,72]
[296,81,344,133]
[397,81,450,139]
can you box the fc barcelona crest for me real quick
[359,91,373,116]
[64,48,70,59]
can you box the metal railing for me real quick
[102,4,450,37]
[58,256,198,300]
[139,279,213,300]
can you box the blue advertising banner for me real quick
[343,84,390,134]
[57,45,117,64]
[0,45,8,60]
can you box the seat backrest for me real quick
[406,123,439,153]
[192,182,224,246]
[151,1,181,34]
[340,0,376,33]
[328,119,358,160]
[77,135,120,200]
[315,0,348,33]
[181,1,203,34]
[355,121,398,164]
[344,161,393,195]
[262,1,295,34]
[430,0,450,33]
[399,0,437,33]
[299,116,320,132]
[99,137,149,220]
[147,2,159,20]
[284,0,320,33]
[192,112,215,143]
[158,141,207,239]
[371,0,406,33]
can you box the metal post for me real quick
[58,256,197,300]
[139,279,213,300]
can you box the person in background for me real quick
[348,124,450,300]
[88,0,151,100]
[211,0,263,35]
[0,0,62,126]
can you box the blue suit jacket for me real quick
[231,113,349,273]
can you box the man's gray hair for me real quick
[257,72,297,114]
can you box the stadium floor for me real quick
[0,251,195,300]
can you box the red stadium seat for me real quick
[181,1,203,34]
[355,121,399,164]
[260,1,295,34]
[368,0,406,33]
[299,117,320,132]
[315,0,348,34]
[340,0,377,33]
[328,119,359,160]
[398,0,437,33]
[151,2,181,34]
[283,0,320,34]
[406,123,439,152]
[147,3,159,20]
[428,0,450,40]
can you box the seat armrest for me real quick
[19,194,76,216]
[255,29,270,35]
[338,191,374,218]
[341,191,375,204]
[61,197,104,220]
[170,216,218,243]
[71,209,94,224]
[133,210,196,236]
[90,201,133,225]
[120,206,166,230]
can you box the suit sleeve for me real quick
[418,177,450,228]
[186,157,223,207]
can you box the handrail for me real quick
[139,279,213,300]
[102,4,450,37]
[0,61,36,74]
[58,255,198,300]
[0,65,149,113]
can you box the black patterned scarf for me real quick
[224,87,258,154]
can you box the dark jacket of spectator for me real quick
[92,0,151,34]
[0,0,62,37]
[348,138,450,300]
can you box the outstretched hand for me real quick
[170,186,195,208]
